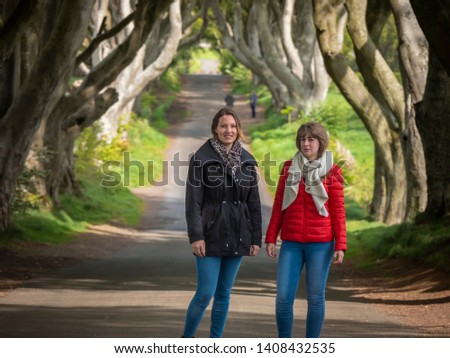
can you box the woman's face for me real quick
[300,135,320,160]
[215,114,238,150]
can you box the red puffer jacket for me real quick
[265,160,347,252]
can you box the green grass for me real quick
[5,98,171,246]
[346,217,450,272]
[9,210,87,244]
[60,179,143,226]
[6,177,143,245]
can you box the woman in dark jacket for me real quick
[182,107,262,338]
[265,121,346,338]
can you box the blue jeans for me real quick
[276,240,334,338]
[183,256,242,338]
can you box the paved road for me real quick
[0,75,421,338]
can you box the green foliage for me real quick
[75,120,130,181]
[161,67,182,92]
[75,112,168,190]
[75,123,104,173]
[347,218,450,273]
[115,115,167,188]
[138,70,179,129]
[12,147,52,214]
[13,168,46,214]
[140,92,157,120]
[231,64,254,93]
[170,48,191,75]
[152,98,175,130]
[280,105,297,123]
[98,121,130,162]
[189,47,220,74]
[60,177,142,226]
[168,14,220,76]
[219,49,241,76]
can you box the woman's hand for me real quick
[266,243,276,258]
[250,245,260,256]
[192,240,206,257]
[333,250,345,264]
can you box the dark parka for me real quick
[185,140,262,256]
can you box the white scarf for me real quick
[281,150,333,216]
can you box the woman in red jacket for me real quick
[265,121,346,338]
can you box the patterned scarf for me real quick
[210,138,242,175]
[282,150,333,216]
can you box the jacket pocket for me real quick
[239,205,253,249]
[203,204,222,238]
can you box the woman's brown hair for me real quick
[296,121,329,158]
[211,107,248,143]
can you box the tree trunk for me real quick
[0,0,95,233]
[212,0,331,111]
[313,0,407,224]
[409,0,450,219]
[44,97,81,206]
[44,89,118,205]
[254,0,306,109]
[370,150,387,221]
[391,0,428,220]
[282,0,307,82]
[410,0,450,77]
[310,5,345,105]
[415,52,450,219]
[346,0,405,125]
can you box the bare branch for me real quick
[346,0,404,130]
[180,0,210,48]
[75,11,136,68]
[77,0,172,103]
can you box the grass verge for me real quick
[4,99,173,246]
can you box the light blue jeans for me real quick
[276,240,334,338]
[182,256,242,338]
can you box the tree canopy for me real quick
[0,0,449,233]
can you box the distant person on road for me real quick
[182,107,262,338]
[265,121,347,338]
[249,91,257,118]
[224,93,235,107]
